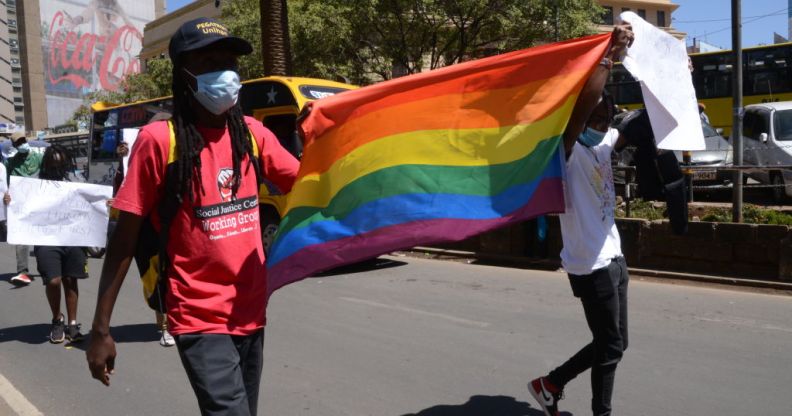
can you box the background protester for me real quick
[109,139,175,347]
[6,145,89,343]
[529,25,634,416]
[3,132,43,286]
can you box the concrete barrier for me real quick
[433,216,792,282]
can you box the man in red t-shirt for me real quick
[86,18,299,415]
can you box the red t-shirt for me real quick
[114,117,299,335]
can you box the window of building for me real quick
[638,9,646,19]
[601,6,614,25]
[8,19,16,27]
[657,11,667,27]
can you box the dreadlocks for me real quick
[169,58,261,203]
[40,144,75,181]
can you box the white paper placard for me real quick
[0,165,8,222]
[620,11,705,151]
[122,128,140,177]
[7,177,113,247]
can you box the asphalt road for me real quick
[0,245,790,416]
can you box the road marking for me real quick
[695,316,792,333]
[339,297,491,328]
[0,372,43,416]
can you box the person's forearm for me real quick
[91,250,133,335]
[91,214,142,334]
[563,63,612,154]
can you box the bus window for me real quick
[692,54,732,99]
[745,48,792,96]
[263,113,301,158]
[92,110,120,162]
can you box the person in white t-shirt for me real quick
[529,25,634,416]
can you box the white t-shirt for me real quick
[559,128,622,275]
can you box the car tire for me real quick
[770,171,787,204]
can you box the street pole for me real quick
[731,0,743,223]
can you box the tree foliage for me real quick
[289,0,604,84]
[224,0,602,85]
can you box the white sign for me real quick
[620,12,705,151]
[0,165,7,222]
[7,177,113,247]
[122,128,139,177]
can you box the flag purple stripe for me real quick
[267,177,563,295]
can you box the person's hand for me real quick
[106,198,115,208]
[86,330,117,386]
[607,25,634,61]
[3,193,10,206]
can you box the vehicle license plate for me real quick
[693,170,716,181]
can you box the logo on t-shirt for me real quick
[216,168,236,202]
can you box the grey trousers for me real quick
[175,329,265,416]
[14,244,29,274]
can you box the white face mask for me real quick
[185,69,242,115]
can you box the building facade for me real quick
[0,0,164,133]
[0,0,23,129]
[140,0,221,69]
[596,0,685,39]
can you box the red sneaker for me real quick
[10,273,32,286]
[528,377,563,416]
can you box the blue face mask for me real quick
[15,143,30,154]
[185,69,242,115]
[578,127,607,147]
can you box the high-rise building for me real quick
[0,0,23,129]
[596,0,685,39]
[0,0,164,133]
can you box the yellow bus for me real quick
[87,76,357,185]
[607,41,792,137]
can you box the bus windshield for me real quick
[88,76,356,184]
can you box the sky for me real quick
[165,0,788,50]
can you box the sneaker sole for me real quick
[10,279,31,286]
[50,335,65,344]
[528,383,555,416]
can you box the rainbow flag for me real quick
[267,34,611,293]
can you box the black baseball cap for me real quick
[169,17,253,62]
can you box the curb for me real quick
[409,247,792,292]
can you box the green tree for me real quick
[290,0,603,84]
[222,0,266,79]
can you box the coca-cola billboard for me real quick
[40,0,156,125]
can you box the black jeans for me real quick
[548,257,629,416]
[175,330,265,416]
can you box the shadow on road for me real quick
[316,257,407,277]
[0,323,160,346]
[401,395,572,416]
[0,323,50,344]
